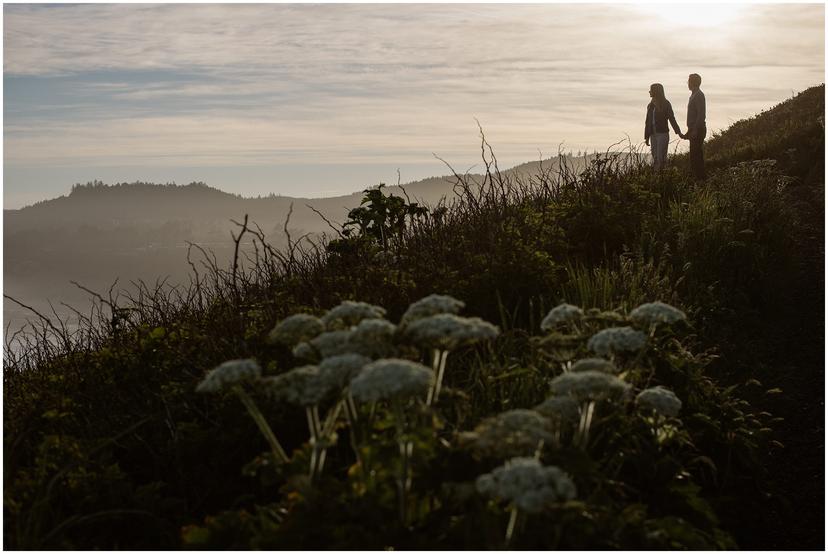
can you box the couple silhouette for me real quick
[644,73,706,179]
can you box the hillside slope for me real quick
[4,85,823,550]
[4,154,596,334]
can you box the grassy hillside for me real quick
[4,85,823,550]
[4,154,594,336]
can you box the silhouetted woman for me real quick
[645,83,682,170]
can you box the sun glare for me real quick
[646,3,744,27]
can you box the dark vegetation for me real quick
[4,85,824,549]
[4,155,588,335]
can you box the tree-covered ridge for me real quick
[69,180,237,196]
[3,85,824,550]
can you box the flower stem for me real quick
[314,400,342,478]
[583,400,595,446]
[233,386,289,464]
[433,349,450,403]
[505,506,519,546]
[306,405,320,480]
[312,405,322,437]
[323,400,343,436]
[426,349,440,405]
[343,390,364,471]
[576,400,596,448]
[392,398,413,525]
[346,390,359,423]
[306,405,318,439]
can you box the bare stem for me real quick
[343,391,364,471]
[576,400,596,449]
[392,398,413,525]
[233,386,289,464]
[433,350,450,402]
[505,506,519,546]
[426,349,440,405]
[306,405,320,480]
[580,400,596,448]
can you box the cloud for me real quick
[3,3,824,205]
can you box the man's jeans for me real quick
[689,125,707,180]
[650,132,669,170]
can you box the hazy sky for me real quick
[3,3,824,208]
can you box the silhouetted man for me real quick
[680,73,706,179]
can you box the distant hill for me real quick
[4,153,597,330]
[4,153,598,231]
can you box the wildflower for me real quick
[636,386,682,417]
[196,359,261,393]
[400,294,466,326]
[571,357,617,374]
[318,353,371,390]
[403,313,499,351]
[268,313,324,346]
[348,318,397,359]
[322,300,386,330]
[262,365,333,406]
[548,370,631,401]
[460,409,556,457]
[534,396,581,424]
[587,326,646,356]
[630,301,687,325]
[476,457,577,513]
[292,341,317,362]
[350,358,434,402]
[540,303,583,331]
[196,358,289,464]
[309,329,354,359]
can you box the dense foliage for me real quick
[4,85,823,550]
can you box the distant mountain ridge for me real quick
[4,153,598,232]
[3,152,597,331]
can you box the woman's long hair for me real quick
[650,83,667,113]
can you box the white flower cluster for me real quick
[196,359,261,393]
[350,358,434,402]
[322,301,386,330]
[268,314,324,347]
[476,457,577,513]
[400,294,466,326]
[292,341,317,361]
[348,318,397,359]
[308,330,355,359]
[540,303,584,331]
[587,326,647,356]
[262,365,334,406]
[630,301,687,325]
[460,409,555,457]
[636,386,682,417]
[571,357,617,374]
[403,313,499,351]
[318,353,371,390]
[533,396,581,424]
[548,370,631,401]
